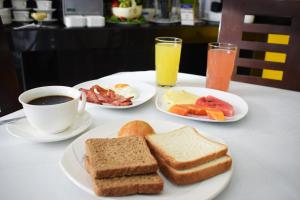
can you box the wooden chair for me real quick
[219,0,300,91]
[0,18,22,117]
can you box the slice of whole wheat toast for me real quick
[146,126,228,170]
[156,154,232,185]
[85,136,158,178]
[85,156,164,196]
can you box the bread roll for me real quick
[118,120,155,137]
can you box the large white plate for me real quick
[59,119,232,200]
[74,76,156,109]
[156,87,248,122]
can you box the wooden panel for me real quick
[242,24,290,34]
[220,0,300,91]
[237,58,286,70]
[239,41,288,53]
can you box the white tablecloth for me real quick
[1,71,300,200]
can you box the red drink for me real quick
[206,43,237,91]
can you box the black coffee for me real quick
[28,95,73,105]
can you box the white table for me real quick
[1,71,300,200]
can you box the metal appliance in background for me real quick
[203,0,222,22]
[62,0,104,17]
[62,0,104,27]
[151,0,181,23]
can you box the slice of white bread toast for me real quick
[85,156,164,196]
[85,136,158,179]
[156,155,232,185]
[146,126,228,170]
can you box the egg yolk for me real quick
[115,84,129,89]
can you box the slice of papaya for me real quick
[206,108,225,121]
[168,105,189,116]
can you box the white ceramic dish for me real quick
[12,18,33,22]
[74,77,156,109]
[6,111,92,143]
[12,0,27,9]
[86,15,105,27]
[59,119,232,200]
[36,0,52,10]
[64,15,86,27]
[156,87,248,122]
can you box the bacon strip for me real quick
[80,85,133,106]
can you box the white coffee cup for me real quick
[19,86,86,134]
[12,0,27,9]
[36,0,52,10]
[0,0,4,9]
[13,10,29,21]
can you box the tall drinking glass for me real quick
[206,42,238,91]
[155,37,182,86]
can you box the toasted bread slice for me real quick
[146,126,228,170]
[85,136,158,178]
[156,155,232,185]
[85,156,163,196]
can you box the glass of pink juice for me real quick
[206,43,238,91]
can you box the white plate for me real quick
[156,87,248,122]
[74,77,156,109]
[33,8,56,12]
[59,119,232,200]
[6,111,92,143]
[42,18,58,22]
[12,18,33,22]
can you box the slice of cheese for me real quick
[163,90,198,107]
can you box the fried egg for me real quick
[113,84,139,99]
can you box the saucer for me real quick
[42,18,57,22]
[12,18,33,22]
[33,8,56,12]
[6,111,92,143]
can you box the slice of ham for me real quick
[80,85,133,106]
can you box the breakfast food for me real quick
[79,84,133,106]
[85,157,164,196]
[146,126,228,170]
[164,89,235,120]
[156,155,232,185]
[145,126,231,185]
[196,95,235,117]
[85,136,158,178]
[163,89,199,106]
[113,84,139,100]
[118,120,155,137]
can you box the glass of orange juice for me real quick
[206,42,238,91]
[155,37,182,86]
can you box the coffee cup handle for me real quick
[78,91,86,114]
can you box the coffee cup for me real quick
[36,0,52,10]
[13,10,30,21]
[18,86,86,134]
[12,0,27,9]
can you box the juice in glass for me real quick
[155,37,182,86]
[206,43,237,91]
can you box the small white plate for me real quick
[59,119,232,200]
[12,18,33,22]
[156,87,248,122]
[33,8,56,12]
[42,18,58,22]
[74,77,156,109]
[6,111,92,143]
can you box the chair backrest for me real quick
[0,18,22,117]
[219,0,300,91]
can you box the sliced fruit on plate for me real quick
[206,109,225,121]
[196,95,234,117]
[169,104,189,116]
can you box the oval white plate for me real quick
[59,119,232,200]
[156,87,248,122]
[74,77,156,109]
[6,111,92,143]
